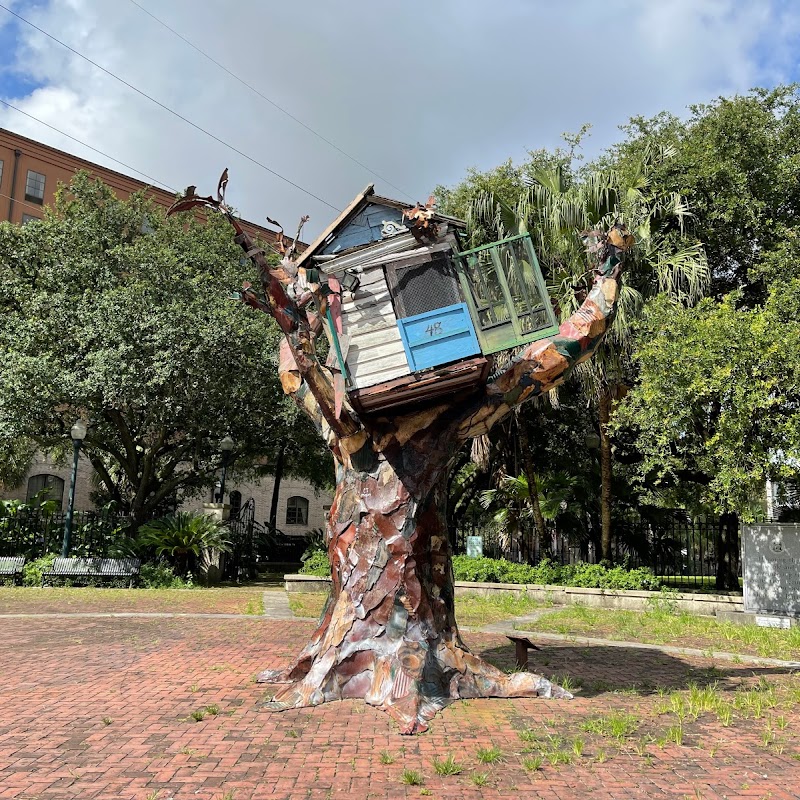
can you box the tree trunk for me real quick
[258,446,568,734]
[177,201,628,734]
[268,440,286,532]
[715,511,740,591]
[518,423,548,559]
[599,390,613,561]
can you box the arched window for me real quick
[229,490,242,518]
[286,496,309,526]
[26,474,65,507]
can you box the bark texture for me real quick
[169,184,628,733]
[259,445,568,733]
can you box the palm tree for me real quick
[468,145,708,560]
[138,511,231,577]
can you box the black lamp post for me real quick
[218,435,234,502]
[62,419,87,557]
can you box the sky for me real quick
[1,0,799,237]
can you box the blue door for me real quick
[397,303,481,372]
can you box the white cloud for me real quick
[1,0,798,235]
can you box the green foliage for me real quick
[137,512,229,576]
[22,553,57,586]
[615,285,800,515]
[138,562,193,589]
[452,555,661,590]
[300,528,326,563]
[0,173,331,522]
[298,550,329,577]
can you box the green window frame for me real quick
[453,233,559,354]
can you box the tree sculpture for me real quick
[170,172,630,734]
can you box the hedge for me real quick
[453,556,662,590]
[299,553,662,591]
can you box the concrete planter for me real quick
[284,573,744,616]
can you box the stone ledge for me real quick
[283,574,744,615]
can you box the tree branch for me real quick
[168,175,363,441]
[454,229,630,442]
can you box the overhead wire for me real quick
[125,0,416,203]
[0,188,54,218]
[0,98,178,193]
[0,2,341,212]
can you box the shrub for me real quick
[451,555,661,591]
[301,528,326,563]
[298,550,329,577]
[137,512,230,577]
[22,553,57,586]
[139,562,194,589]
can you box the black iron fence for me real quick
[0,509,133,559]
[454,512,745,588]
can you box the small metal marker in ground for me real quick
[506,635,540,670]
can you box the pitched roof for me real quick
[294,184,465,268]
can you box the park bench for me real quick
[0,556,25,585]
[41,557,141,588]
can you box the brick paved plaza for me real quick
[2,598,800,799]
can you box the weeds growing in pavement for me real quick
[379,750,395,765]
[476,746,503,764]
[401,769,424,785]
[581,712,639,740]
[432,754,462,775]
[191,709,205,722]
[471,772,489,786]
[205,704,219,716]
[102,717,112,726]
[522,756,543,771]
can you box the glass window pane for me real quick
[25,170,46,204]
[26,474,64,506]
[286,496,309,526]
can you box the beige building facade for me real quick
[2,455,332,537]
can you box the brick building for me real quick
[0,127,331,535]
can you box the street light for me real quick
[62,419,87,557]
[218,435,235,502]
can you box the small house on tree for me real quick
[297,184,559,414]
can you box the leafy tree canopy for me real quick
[0,174,331,522]
[614,230,800,517]
[606,85,800,297]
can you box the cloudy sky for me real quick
[1,0,799,236]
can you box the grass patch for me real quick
[454,592,541,627]
[287,591,542,626]
[517,605,800,660]
[581,712,640,740]
[0,586,266,615]
[288,593,327,618]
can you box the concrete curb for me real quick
[284,574,744,616]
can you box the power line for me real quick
[125,0,416,203]
[0,188,54,218]
[0,2,341,212]
[0,98,178,192]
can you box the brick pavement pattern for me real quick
[2,615,799,799]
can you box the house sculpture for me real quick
[292,185,559,414]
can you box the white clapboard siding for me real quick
[341,266,410,389]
